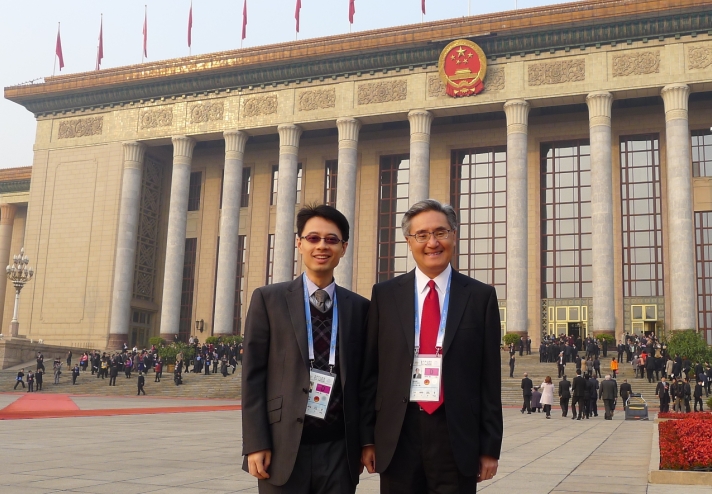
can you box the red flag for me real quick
[188,2,193,48]
[143,8,148,58]
[349,0,355,24]
[422,0,426,15]
[96,16,104,70]
[242,0,247,40]
[295,0,301,33]
[55,25,64,71]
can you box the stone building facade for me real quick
[4,0,712,350]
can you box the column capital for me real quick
[661,84,690,121]
[586,91,613,127]
[408,110,433,137]
[278,124,303,151]
[122,141,147,166]
[0,204,17,226]
[337,118,361,143]
[172,135,196,159]
[504,100,530,134]
[224,130,248,159]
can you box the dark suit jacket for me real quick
[558,380,571,399]
[521,378,533,396]
[241,276,370,486]
[599,379,617,400]
[620,382,632,398]
[360,269,503,477]
[572,376,587,397]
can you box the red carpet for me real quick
[0,394,241,420]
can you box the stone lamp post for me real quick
[6,247,34,337]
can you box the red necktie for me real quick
[418,280,443,413]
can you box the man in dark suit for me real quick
[360,199,502,493]
[571,369,587,420]
[509,355,516,378]
[599,375,617,420]
[620,379,632,410]
[242,205,370,494]
[521,372,533,414]
[558,375,571,417]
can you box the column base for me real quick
[9,321,19,337]
[106,334,128,350]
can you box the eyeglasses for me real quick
[406,229,453,243]
[299,234,344,245]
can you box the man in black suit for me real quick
[557,351,566,379]
[242,205,370,494]
[521,372,533,414]
[509,355,516,378]
[599,375,617,420]
[620,379,632,411]
[360,199,502,493]
[558,375,571,417]
[571,369,587,420]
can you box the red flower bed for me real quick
[659,417,712,471]
[658,412,712,420]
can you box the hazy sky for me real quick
[0,0,574,169]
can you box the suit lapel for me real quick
[336,286,352,387]
[286,276,310,369]
[395,271,416,357]
[442,270,470,356]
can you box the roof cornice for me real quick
[5,0,712,114]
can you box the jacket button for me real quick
[297,418,303,423]
[402,398,407,403]
[303,388,309,394]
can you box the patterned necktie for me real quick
[418,279,444,413]
[312,289,330,313]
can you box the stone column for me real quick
[661,84,696,330]
[334,118,361,290]
[0,203,17,330]
[213,130,248,335]
[407,110,434,271]
[272,124,303,283]
[504,100,530,337]
[586,92,616,338]
[159,136,196,340]
[108,142,146,349]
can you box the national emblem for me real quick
[438,39,487,97]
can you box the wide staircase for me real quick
[502,352,662,409]
[1,353,663,408]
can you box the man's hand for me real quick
[477,455,498,483]
[247,449,272,480]
[361,445,376,474]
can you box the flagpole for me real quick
[142,5,146,63]
[53,22,59,76]
[468,0,471,16]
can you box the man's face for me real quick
[297,216,347,277]
[405,210,455,277]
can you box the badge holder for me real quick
[306,367,336,419]
[409,353,442,402]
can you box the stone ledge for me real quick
[0,339,97,370]
[648,413,712,485]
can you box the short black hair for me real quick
[296,204,350,241]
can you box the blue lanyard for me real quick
[302,273,338,371]
[414,272,452,356]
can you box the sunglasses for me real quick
[299,234,344,245]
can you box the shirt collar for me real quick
[414,264,452,295]
[303,274,336,299]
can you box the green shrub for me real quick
[708,395,712,410]
[595,333,616,344]
[148,336,165,347]
[667,330,712,364]
[205,336,220,344]
[503,333,521,346]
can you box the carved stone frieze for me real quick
[484,67,505,91]
[612,51,660,77]
[357,80,407,105]
[57,117,103,139]
[139,107,173,129]
[528,59,585,86]
[428,76,446,98]
[189,101,224,124]
[689,45,712,70]
[298,89,336,111]
[243,95,278,117]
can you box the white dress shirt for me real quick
[414,264,452,331]
[304,275,336,310]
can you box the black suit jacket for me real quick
[572,376,587,397]
[521,378,533,396]
[241,277,370,486]
[558,379,571,399]
[360,269,503,477]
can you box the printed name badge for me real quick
[409,355,442,402]
[305,368,336,419]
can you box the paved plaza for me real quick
[0,394,706,493]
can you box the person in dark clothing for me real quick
[109,362,118,386]
[26,370,35,392]
[620,379,632,410]
[35,368,43,391]
[519,337,524,357]
[593,357,601,379]
[72,365,80,385]
[66,350,72,367]
[656,378,670,413]
[509,355,515,378]
[694,379,704,412]
[137,372,146,395]
[646,354,656,383]
[521,373,533,414]
[220,357,229,377]
[683,378,692,413]
[14,369,25,389]
[571,370,587,420]
[558,375,571,417]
